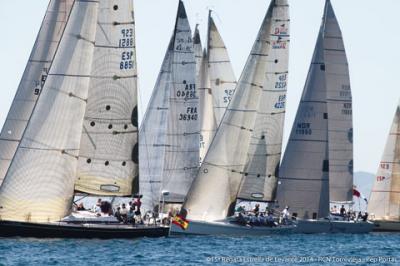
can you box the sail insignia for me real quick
[276,0,353,219]
[182,0,289,222]
[75,0,139,197]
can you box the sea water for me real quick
[0,233,398,265]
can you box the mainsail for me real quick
[75,0,139,196]
[157,1,198,204]
[0,0,99,222]
[139,1,198,208]
[237,4,290,202]
[0,0,73,186]
[368,103,400,221]
[182,0,288,222]
[276,0,353,219]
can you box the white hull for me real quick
[61,211,118,223]
[371,220,400,232]
[296,219,374,234]
[170,219,295,236]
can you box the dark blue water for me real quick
[0,233,398,265]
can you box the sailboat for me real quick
[368,101,400,231]
[0,0,168,238]
[139,0,198,214]
[275,0,373,234]
[198,12,237,164]
[171,0,294,236]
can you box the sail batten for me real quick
[159,1,198,204]
[0,0,74,186]
[276,0,353,219]
[75,0,139,197]
[139,43,173,212]
[139,1,198,210]
[238,1,290,201]
[0,0,99,222]
[182,0,288,222]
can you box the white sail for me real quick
[199,50,216,165]
[161,1,199,204]
[182,0,286,222]
[194,26,215,164]
[75,0,139,196]
[0,1,99,223]
[139,39,173,212]
[238,4,290,202]
[0,0,73,185]
[198,13,237,165]
[208,15,237,127]
[276,0,352,219]
[368,103,400,221]
[194,25,203,82]
[324,0,353,202]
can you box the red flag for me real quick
[353,188,361,197]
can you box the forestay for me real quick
[0,0,73,186]
[75,0,139,196]
[276,0,353,219]
[161,1,198,204]
[368,103,400,221]
[182,0,284,222]
[0,0,99,223]
[238,2,290,202]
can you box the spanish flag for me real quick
[172,215,189,230]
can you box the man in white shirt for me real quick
[282,206,290,224]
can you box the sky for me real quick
[0,0,399,174]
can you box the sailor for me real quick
[362,212,368,222]
[267,212,276,227]
[236,205,245,214]
[282,206,290,224]
[340,205,346,216]
[93,198,102,213]
[120,203,128,223]
[114,207,122,222]
[331,205,338,214]
[127,206,135,224]
[133,197,142,216]
[77,202,86,211]
[258,213,266,225]
[253,204,260,215]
